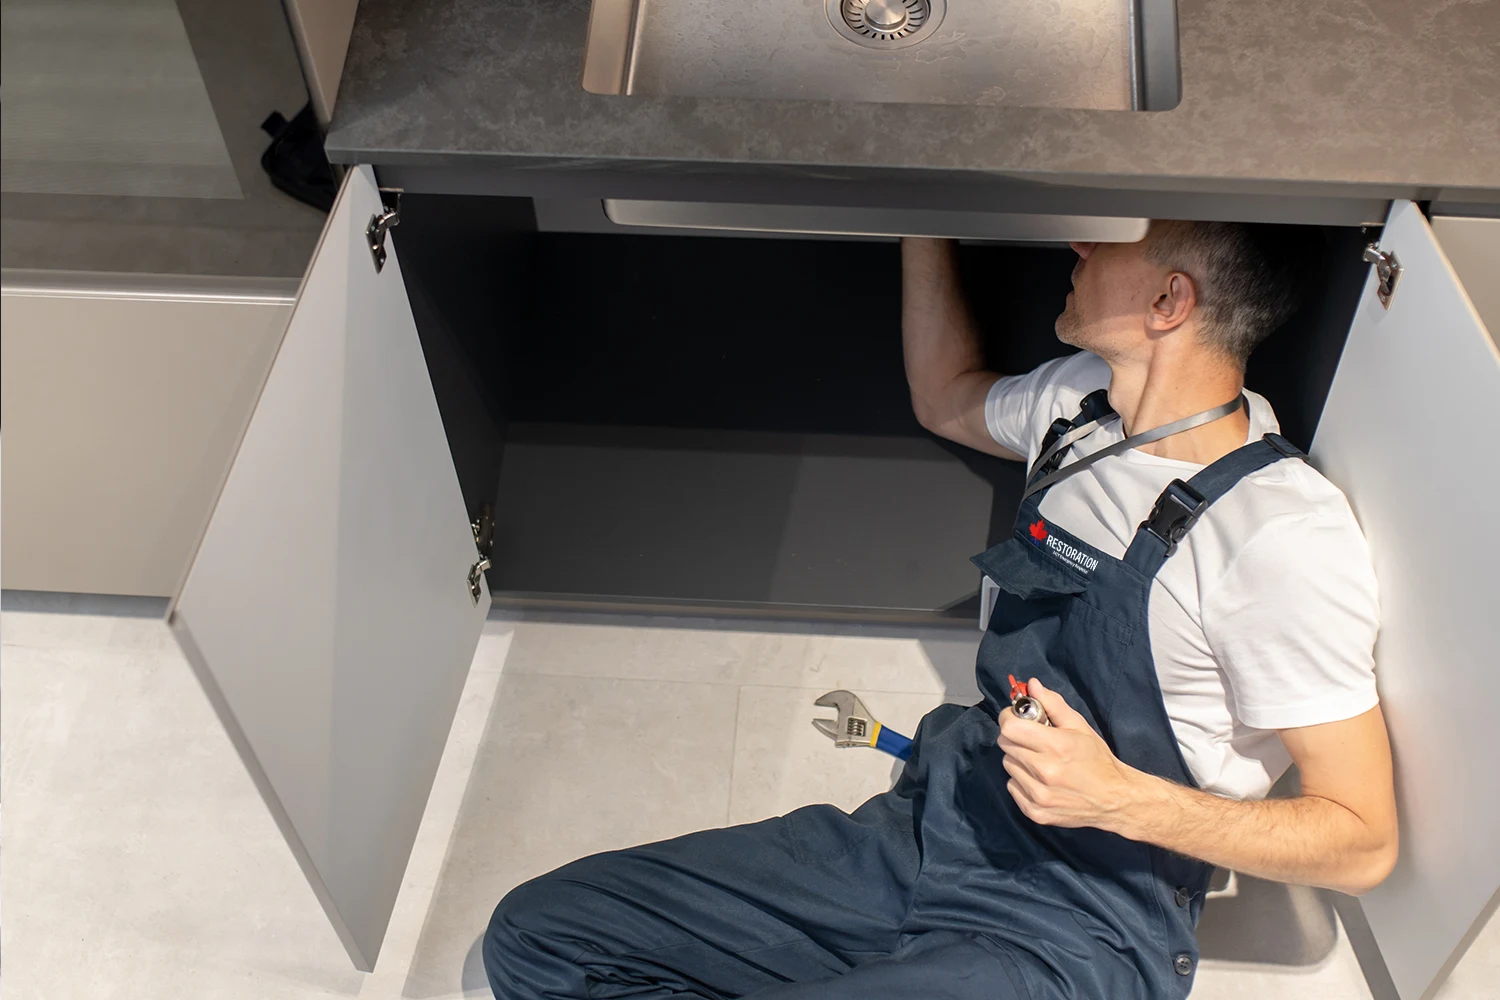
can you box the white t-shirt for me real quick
[984,352,1380,801]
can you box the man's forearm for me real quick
[901,236,981,388]
[900,238,1007,452]
[1110,770,1397,896]
[1001,687,1398,897]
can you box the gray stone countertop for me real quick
[325,0,1500,199]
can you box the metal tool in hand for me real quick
[813,690,913,761]
[1008,674,1052,727]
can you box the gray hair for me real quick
[1144,221,1324,366]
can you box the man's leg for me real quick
[749,932,1034,1000]
[484,798,920,1000]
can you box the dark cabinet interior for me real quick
[393,194,1372,625]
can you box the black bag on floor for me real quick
[260,102,336,213]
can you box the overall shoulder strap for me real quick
[1123,433,1305,577]
[1026,389,1115,490]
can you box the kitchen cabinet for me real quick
[1,274,292,595]
[281,0,359,126]
[167,168,1499,998]
[1431,217,1500,341]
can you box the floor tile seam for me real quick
[724,685,745,828]
[502,670,955,698]
[500,670,747,691]
[734,681,966,697]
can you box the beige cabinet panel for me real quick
[1432,216,1499,348]
[282,0,360,125]
[1,275,293,595]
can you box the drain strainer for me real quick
[827,0,944,49]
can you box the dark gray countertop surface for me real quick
[325,0,1500,201]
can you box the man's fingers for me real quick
[1006,777,1034,812]
[1028,678,1088,731]
[1006,775,1053,824]
[1001,746,1046,784]
[1006,779,1033,815]
[999,708,1059,751]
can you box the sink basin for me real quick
[583,0,1180,110]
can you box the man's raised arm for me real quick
[901,237,1020,460]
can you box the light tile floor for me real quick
[2,606,1495,999]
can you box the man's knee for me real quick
[483,874,586,997]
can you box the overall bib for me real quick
[486,397,1305,1000]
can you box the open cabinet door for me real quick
[1310,201,1500,1000]
[168,166,490,971]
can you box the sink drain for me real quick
[828,0,944,49]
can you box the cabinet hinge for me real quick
[1362,243,1402,309]
[467,503,495,604]
[366,190,402,273]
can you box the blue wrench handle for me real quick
[875,724,913,761]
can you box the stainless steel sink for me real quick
[583,0,1180,110]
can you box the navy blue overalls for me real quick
[485,392,1305,1000]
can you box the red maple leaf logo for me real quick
[1029,519,1049,542]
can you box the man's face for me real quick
[1054,239,1171,361]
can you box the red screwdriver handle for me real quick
[1006,674,1051,727]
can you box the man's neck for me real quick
[1104,352,1250,465]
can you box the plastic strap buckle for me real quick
[1077,388,1113,423]
[1144,479,1208,557]
[1264,433,1304,459]
[1036,417,1075,474]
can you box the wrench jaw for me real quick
[813,688,915,763]
[812,689,878,749]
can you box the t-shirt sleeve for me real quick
[984,353,1107,460]
[1202,512,1381,730]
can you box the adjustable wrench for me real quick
[812,690,913,761]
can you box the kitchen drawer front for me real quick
[1,275,292,596]
[533,196,1149,242]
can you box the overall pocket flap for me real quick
[971,536,1089,602]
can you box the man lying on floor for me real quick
[482,222,1397,1000]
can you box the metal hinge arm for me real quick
[1362,243,1402,309]
[366,190,403,273]
[467,503,495,604]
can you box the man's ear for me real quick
[1147,271,1197,333]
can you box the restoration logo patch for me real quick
[1028,519,1098,573]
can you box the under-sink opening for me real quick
[393,195,1368,624]
[582,0,1182,110]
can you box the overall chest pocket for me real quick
[1061,596,1135,647]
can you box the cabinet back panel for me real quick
[508,235,1079,437]
[395,193,537,521]
[1245,226,1369,450]
[491,424,995,618]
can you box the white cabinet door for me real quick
[167,166,490,971]
[1310,201,1500,1000]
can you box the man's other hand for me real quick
[997,678,1143,829]
[998,678,1398,895]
